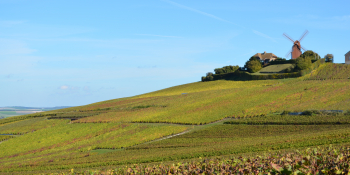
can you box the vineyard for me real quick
[305,63,350,80]
[59,145,350,174]
[0,63,350,174]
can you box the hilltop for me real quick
[0,63,350,174]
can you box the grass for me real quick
[305,63,350,80]
[72,78,350,125]
[252,64,293,74]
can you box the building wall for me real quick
[346,52,350,64]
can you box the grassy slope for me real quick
[253,64,293,74]
[1,63,350,173]
[74,78,350,124]
[305,63,350,80]
[0,118,67,134]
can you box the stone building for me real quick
[346,51,350,64]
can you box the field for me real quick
[1,63,350,174]
[253,64,293,74]
[0,111,18,118]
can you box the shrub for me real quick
[245,59,262,73]
[281,111,291,115]
[302,110,321,116]
[295,56,312,70]
[214,65,239,75]
[301,50,321,60]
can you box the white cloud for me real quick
[252,30,277,43]
[161,0,244,28]
[60,85,69,90]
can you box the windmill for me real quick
[283,30,308,59]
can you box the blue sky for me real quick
[1,0,350,107]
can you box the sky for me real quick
[1,0,350,107]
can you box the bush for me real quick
[201,72,214,82]
[245,59,262,73]
[301,50,321,60]
[281,111,291,115]
[284,65,296,73]
[295,56,312,70]
[214,65,239,75]
[302,110,320,116]
[325,54,334,63]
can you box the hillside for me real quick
[306,63,350,80]
[0,63,350,174]
[253,64,293,74]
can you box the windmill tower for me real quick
[283,30,308,59]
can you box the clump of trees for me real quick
[294,50,321,70]
[202,72,214,82]
[295,56,312,70]
[201,50,325,82]
[301,50,321,60]
[214,65,239,74]
[325,54,334,63]
[244,57,262,73]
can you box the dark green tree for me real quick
[301,50,321,60]
[325,54,334,63]
[295,56,312,70]
[245,59,262,73]
[214,65,239,74]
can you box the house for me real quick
[345,51,350,64]
[252,51,278,64]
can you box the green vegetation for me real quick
[301,50,321,60]
[306,63,350,80]
[253,64,294,74]
[64,145,350,174]
[325,53,334,63]
[1,62,350,173]
[0,135,15,142]
[245,58,262,73]
[0,118,68,134]
[214,65,239,74]
[0,111,17,119]
[202,50,323,81]
[224,113,350,125]
[295,56,312,70]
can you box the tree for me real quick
[301,50,321,60]
[295,56,312,70]
[214,65,239,74]
[325,54,334,63]
[245,59,262,73]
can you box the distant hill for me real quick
[0,106,73,118]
